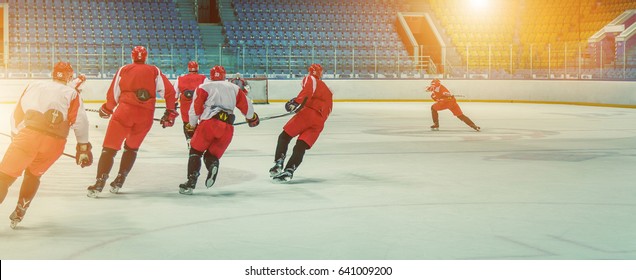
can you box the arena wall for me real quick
[1,79,635,108]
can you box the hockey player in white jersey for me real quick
[179,65,260,195]
[0,62,93,228]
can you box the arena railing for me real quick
[2,42,635,81]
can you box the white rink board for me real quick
[1,79,635,106]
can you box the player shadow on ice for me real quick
[271,178,326,185]
[99,189,249,199]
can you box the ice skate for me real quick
[269,159,284,177]
[272,168,294,183]
[430,123,439,131]
[179,174,198,195]
[9,206,26,229]
[87,175,107,198]
[471,125,481,132]
[205,161,219,189]
[109,174,126,194]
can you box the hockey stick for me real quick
[234,112,294,126]
[85,108,162,122]
[235,97,306,126]
[0,132,75,158]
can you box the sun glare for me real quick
[470,0,489,9]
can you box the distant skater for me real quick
[173,61,207,147]
[427,79,480,131]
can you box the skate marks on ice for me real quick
[546,111,632,118]
[485,151,617,162]
[62,201,636,259]
[80,163,259,198]
[363,127,559,141]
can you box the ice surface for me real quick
[0,102,635,260]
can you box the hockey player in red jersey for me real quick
[427,78,480,131]
[173,61,207,145]
[0,62,93,228]
[87,46,177,197]
[178,65,260,195]
[269,63,333,182]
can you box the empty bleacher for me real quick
[428,0,636,79]
[224,0,417,77]
[3,0,202,78]
[0,0,634,80]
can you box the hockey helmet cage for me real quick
[210,65,226,81]
[52,62,74,83]
[308,63,323,79]
[431,78,441,86]
[131,46,148,63]
[188,61,199,72]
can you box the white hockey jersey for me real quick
[189,80,255,125]
[11,80,89,143]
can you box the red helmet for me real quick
[52,62,74,83]
[431,78,441,86]
[188,61,199,72]
[308,63,323,79]
[131,46,148,63]
[210,65,226,81]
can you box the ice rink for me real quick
[0,101,635,260]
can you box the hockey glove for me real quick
[183,122,195,139]
[76,142,93,168]
[185,122,196,133]
[285,98,300,113]
[160,109,179,128]
[246,112,260,127]
[99,104,113,119]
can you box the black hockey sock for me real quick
[285,140,310,171]
[117,145,138,178]
[457,115,476,127]
[431,108,439,124]
[187,148,204,178]
[96,148,117,179]
[0,172,17,204]
[16,170,41,211]
[274,131,293,162]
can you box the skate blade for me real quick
[87,190,101,198]
[179,188,193,195]
[271,176,292,184]
[205,166,218,189]
[205,179,214,189]
[110,186,121,194]
[431,128,439,131]
[10,220,19,229]
[205,179,215,189]
[269,169,282,178]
